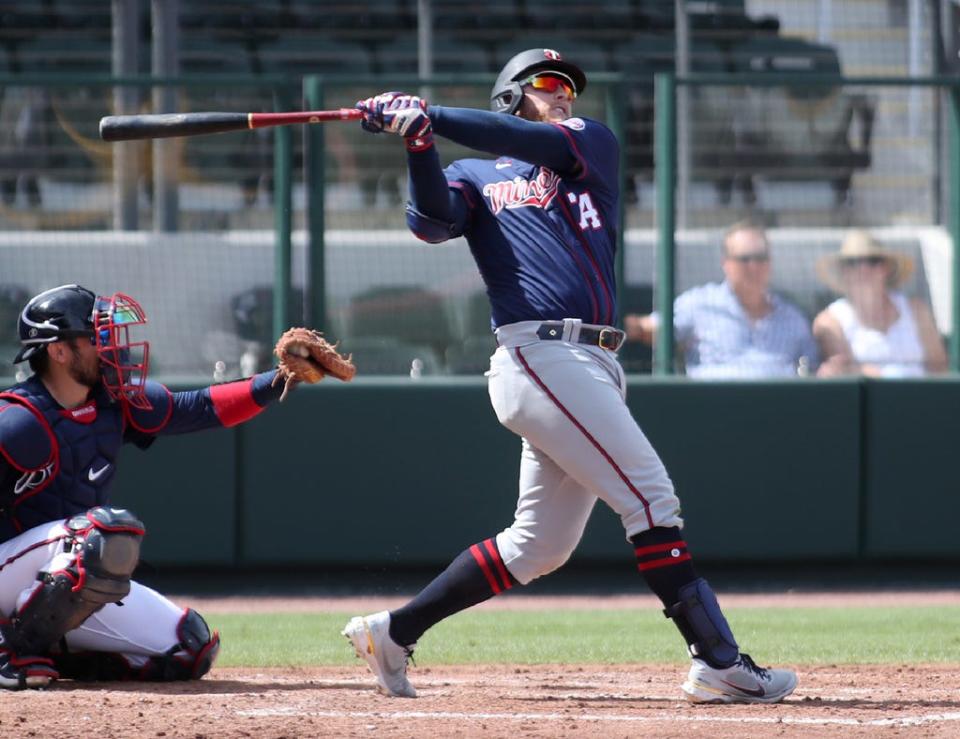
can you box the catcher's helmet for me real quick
[14,284,97,363]
[490,48,587,116]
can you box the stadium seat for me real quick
[229,285,307,357]
[445,334,497,375]
[617,284,653,374]
[725,36,874,205]
[180,39,256,75]
[343,286,456,359]
[615,35,736,199]
[339,336,444,376]
[306,0,413,41]
[255,36,374,77]
[374,36,494,75]
[15,34,111,74]
[457,290,495,338]
[433,0,522,36]
[493,36,613,77]
[522,0,636,37]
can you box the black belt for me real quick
[536,322,626,351]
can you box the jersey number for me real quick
[567,192,602,230]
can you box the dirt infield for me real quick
[4,592,960,738]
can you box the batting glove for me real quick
[356,92,433,151]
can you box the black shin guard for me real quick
[663,578,739,668]
[10,507,144,657]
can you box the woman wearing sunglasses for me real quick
[814,230,946,377]
[348,48,797,705]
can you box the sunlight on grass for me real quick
[208,606,960,668]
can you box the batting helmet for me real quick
[14,284,97,363]
[490,48,587,116]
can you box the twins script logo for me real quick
[482,167,560,215]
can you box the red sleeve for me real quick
[209,378,265,428]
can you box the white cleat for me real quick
[682,653,797,704]
[342,611,417,698]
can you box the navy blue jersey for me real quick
[443,117,619,328]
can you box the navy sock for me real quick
[631,526,700,608]
[389,538,518,647]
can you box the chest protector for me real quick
[0,376,124,534]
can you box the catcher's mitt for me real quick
[272,327,355,401]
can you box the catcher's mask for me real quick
[490,48,587,116]
[93,292,151,410]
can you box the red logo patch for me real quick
[543,49,561,61]
[62,402,97,424]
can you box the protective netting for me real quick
[0,0,952,380]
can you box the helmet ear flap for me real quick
[491,81,524,115]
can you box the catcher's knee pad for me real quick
[140,609,220,681]
[663,578,739,668]
[10,507,144,656]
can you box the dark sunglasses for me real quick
[522,73,577,99]
[842,256,886,268]
[727,253,770,264]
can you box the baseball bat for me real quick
[99,108,363,141]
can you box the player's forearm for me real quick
[428,106,576,172]
[207,370,284,428]
[406,145,450,220]
[164,370,283,432]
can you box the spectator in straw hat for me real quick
[813,230,946,378]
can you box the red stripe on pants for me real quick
[514,347,654,528]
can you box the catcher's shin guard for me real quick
[139,609,220,681]
[663,578,739,669]
[54,609,220,682]
[9,507,144,658]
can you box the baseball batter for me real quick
[343,48,797,704]
[0,284,346,689]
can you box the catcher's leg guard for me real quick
[51,648,135,682]
[138,609,221,681]
[54,609,219,682]
[663,578,739,669]
[10,507,144,658]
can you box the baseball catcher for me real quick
[0,284,348,689]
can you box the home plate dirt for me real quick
[3,592,959,739]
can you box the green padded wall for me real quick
[111,429,237,565]
[105,377,960,569]
[862,379,960,557]
[239,378,861,566]
[238,379,520,566]
[574,379,862,563]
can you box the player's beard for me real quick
[67,341,101,389]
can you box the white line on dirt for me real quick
[235,708,960,728]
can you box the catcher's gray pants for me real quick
[0,520,191,664]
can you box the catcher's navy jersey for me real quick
[444,117,619,328]
[0,371,281,541]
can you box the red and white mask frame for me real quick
[93,293,151,410]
